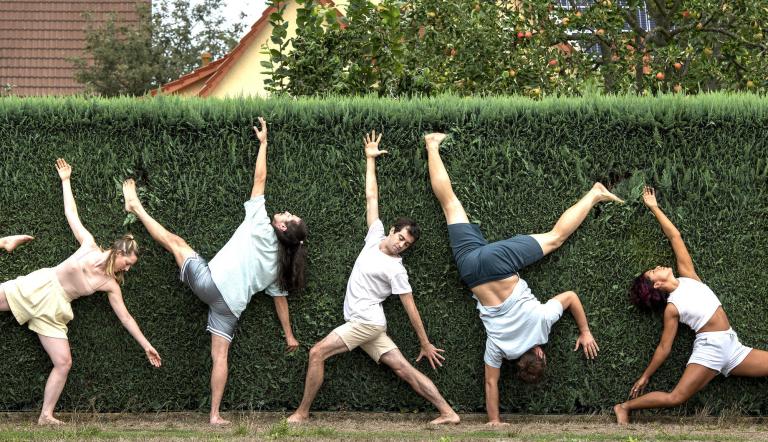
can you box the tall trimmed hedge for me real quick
[1,95,766,415]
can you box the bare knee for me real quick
[53,355,72,373]
[308,344,329,364]
[666,391,686,407]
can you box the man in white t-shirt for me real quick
[287,130,460,425]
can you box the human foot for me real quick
[1,235,34,252]
[613,403,630,425]
[429,412,460,425]
[122,179,142,213]
[424,133,448,149]
[592,182,624,204]
[37,414,63,425]
[210,415,231,425]
[286,412,310,424]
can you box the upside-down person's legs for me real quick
[613,364,717,425]
[122,179,196,268]
[0,235,34,253]
[287,333,350,423]
[37,335,72,425]
[379,349,460,424]
[530,183,623,256]
[209,335,231,425]
[424,133,469,225]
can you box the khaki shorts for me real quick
[2,268,74,339]
[332,321,397,363]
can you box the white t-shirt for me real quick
[343,219,412,326]
[478,278,563,368]
[667,277,721,332]
[209,195,287,318]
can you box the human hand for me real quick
[574,330,599,359]
[416,343,446,370]
[642,186,658,209]
[55,158,72,181]
[253,117,267,144]
[364,129,387,158]
[629,375,649,399]
[285,335,299,353]
[145,345,162,367]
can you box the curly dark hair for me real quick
[517,347,546,384]
[273,219,308,292]
[629,273,669,313]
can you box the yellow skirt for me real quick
[2,268,74,339]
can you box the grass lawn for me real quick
[2,412,768,441]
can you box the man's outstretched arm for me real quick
[364,129,386,228]
[251,117,268,198]
[553,291,599,359]
[484,364,506,425]
[399,293,445,370]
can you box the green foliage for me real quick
[72,0,245,97]
[266,0,768,96]
[0,95,766,416]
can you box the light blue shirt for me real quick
[209,195,286,318]
[478,278,563,368]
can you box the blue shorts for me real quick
[447,223,543,288]
[180,254,238,342]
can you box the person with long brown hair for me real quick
[0,159,161,425]
[614,187,768,424]
[122,117,308,425]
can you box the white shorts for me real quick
[687,328,752,377]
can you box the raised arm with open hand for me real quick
[364,129,386,228]
[251,117,269,198]
[643,186,698,281]
[55,159,95,246]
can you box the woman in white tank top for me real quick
[613,187,768,424]
[0,159,162,425]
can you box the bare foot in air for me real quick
[286,412,310,424]
[613,403,630,425]
[592,182,624,204]
[122,179,142,213]
[37,414,64,425]
[210,415,231,425]
[429,411,461,425]
[1,235,34,252]
[424,133,448,150]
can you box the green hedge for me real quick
[1,95,766,415]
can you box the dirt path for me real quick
[2,411,768,441]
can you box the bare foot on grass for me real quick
[424,133,448,149]
[1,235,34,252]
[122,179,142,214]
[286,412,310,424]
[210,415,231,426]
[37,414,64,425]
[613,403,630,425]
[592,182,624,204]
[429,412,460,425]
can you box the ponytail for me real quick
[273,220,308,292]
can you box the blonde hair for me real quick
[105,234,139,285]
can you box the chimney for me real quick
[201,52,213,67]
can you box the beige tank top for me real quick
[54,243,112,299]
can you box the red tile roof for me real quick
[0,0,149,96]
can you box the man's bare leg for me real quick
[287,333,349,423]
[379,349,460,425]
[530,182,623,256]
[424,133,469,225]
[122,179,195,268]
[0,235,34,253]
[210,335,231,425]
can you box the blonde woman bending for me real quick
[0,159,161,425]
